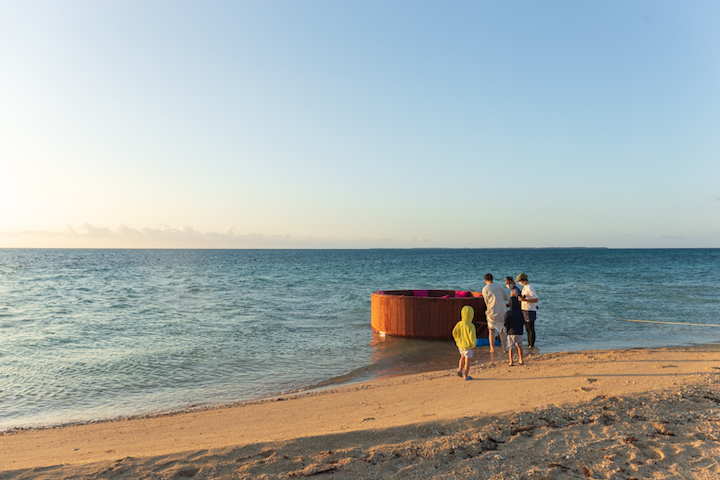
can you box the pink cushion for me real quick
[412,290,429,297]
[455,291,470,297]
[442,294,450,298]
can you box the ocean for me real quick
[1,248,719,431]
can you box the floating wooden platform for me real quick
[371,289,488,340]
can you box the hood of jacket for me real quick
[461,305,474,323]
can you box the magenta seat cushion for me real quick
[455,291,470,297]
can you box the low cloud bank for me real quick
[3,224,717,249]
[0,223,412,249]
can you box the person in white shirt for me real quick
[516,273,539,348]
[481,273,510,353]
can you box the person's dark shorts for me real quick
[522,310,537,323]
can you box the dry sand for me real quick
[2,344,720,479]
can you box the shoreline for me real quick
[2,344,720,478]
[0,346,494,435]
[1,339,688,436]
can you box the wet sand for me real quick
[2,344,720,479]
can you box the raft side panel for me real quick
[371,290,487,340]
[428,298,443,339]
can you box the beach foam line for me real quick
[619,318,720,327]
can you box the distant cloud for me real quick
[0,223,414,249]
[711,197,720,202]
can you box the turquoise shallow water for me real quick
[1,248,719,431]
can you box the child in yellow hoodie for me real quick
[452,305,477,380]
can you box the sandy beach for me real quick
[2,344,720,479]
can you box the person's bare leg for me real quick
[488,328,495,353]
[508,346,514,366]
[458,356,464,373]
[463,357,472,379]
[518,345,524,365]
[499,329,507,352]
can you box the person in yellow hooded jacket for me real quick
[452,305,477,380]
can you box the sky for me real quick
[1,0,719,248]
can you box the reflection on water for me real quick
[319,332,538,389]
[366,333,459,378]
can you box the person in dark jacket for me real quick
[504,277,524,366]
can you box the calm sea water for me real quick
[1,248,719,431]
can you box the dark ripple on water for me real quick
[1,248,720,430]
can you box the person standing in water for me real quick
[504,277,524,365]
[482,273,509,353]
[516,273,539,348]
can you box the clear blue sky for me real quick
[1,1,719,248]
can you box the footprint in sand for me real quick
[172,466,200,478]
[184,450,209,461]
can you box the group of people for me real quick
[452,273,539,380]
